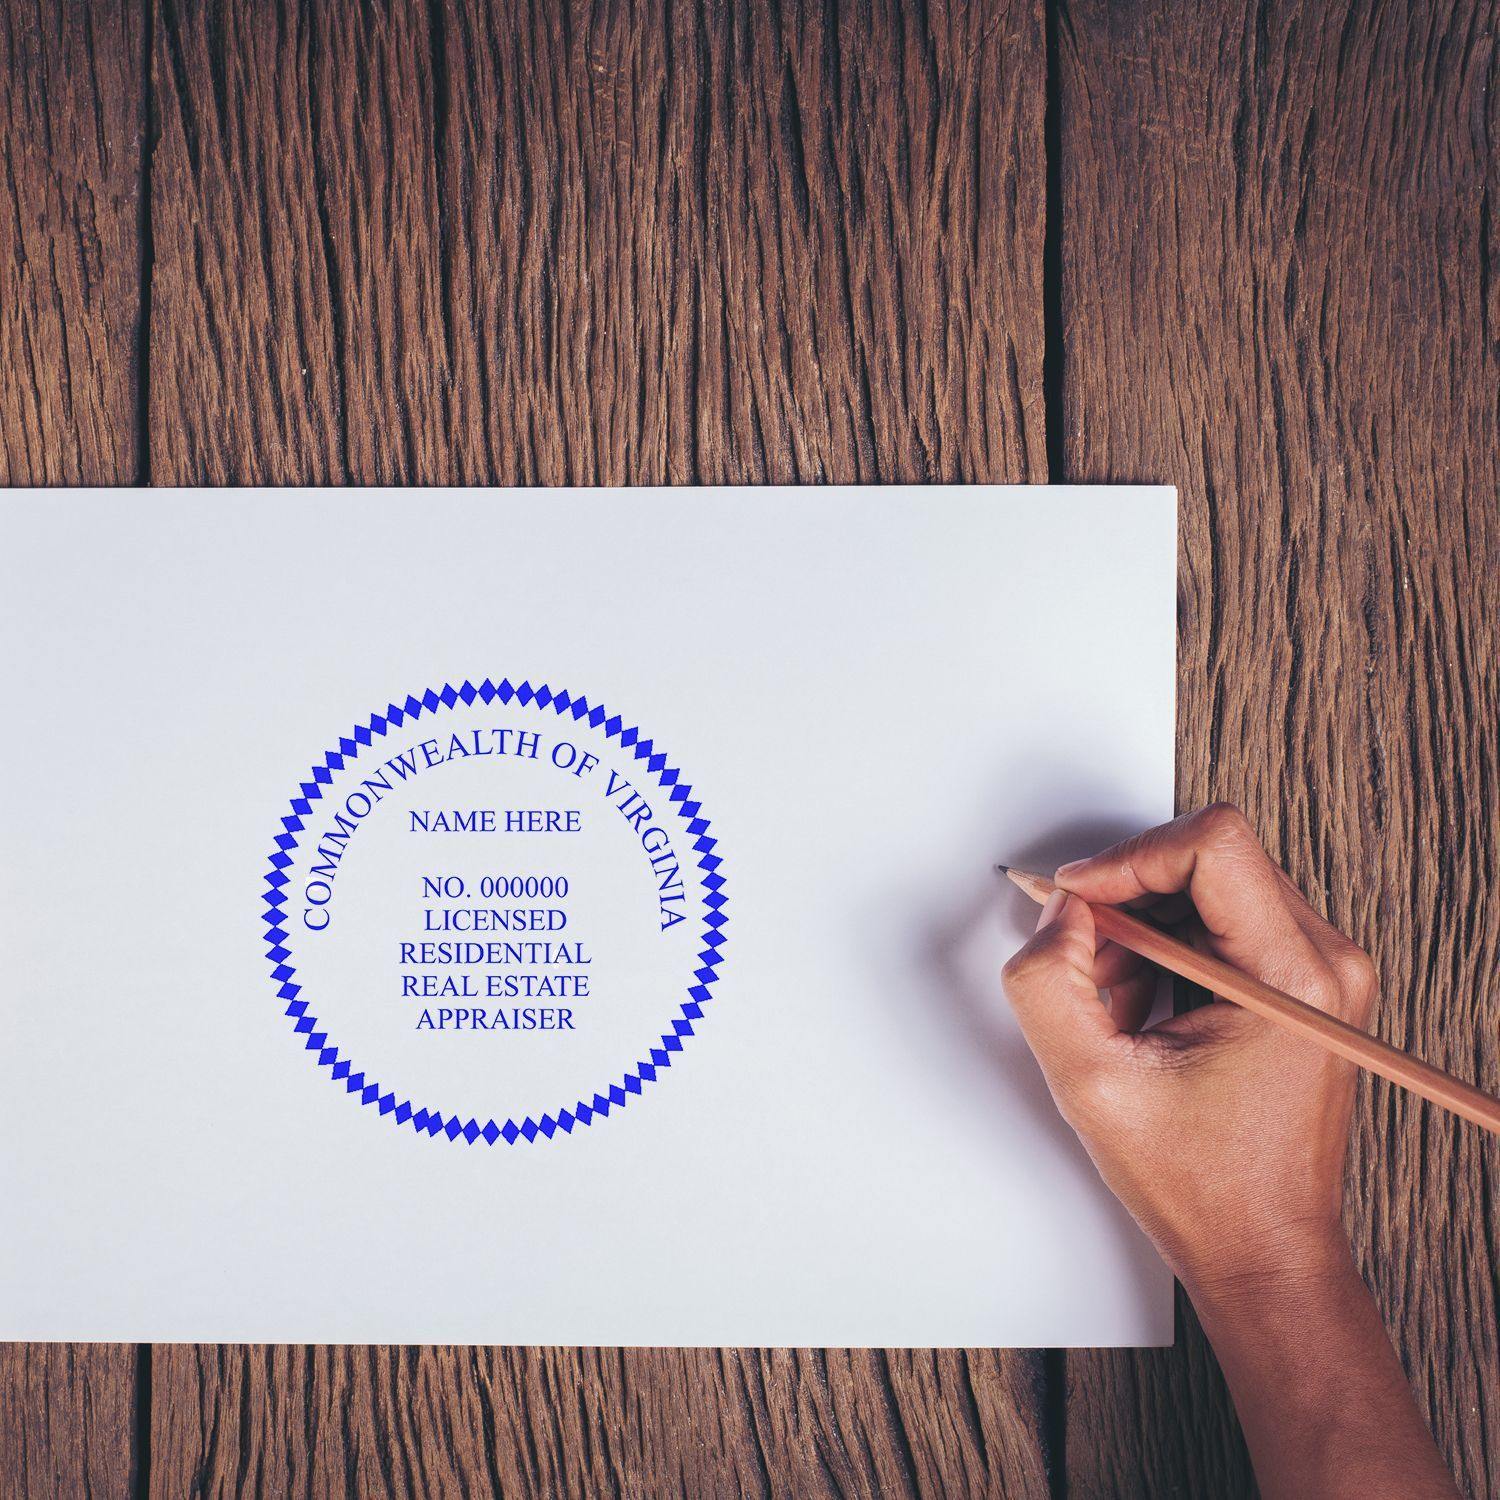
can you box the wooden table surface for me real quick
[3,0,1496,1495]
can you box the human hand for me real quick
[1001,803,1375,1298]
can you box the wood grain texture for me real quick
[152,0,1047,490]
[1,0,142,482]
[1058,0,1500,1495]
[149,1346,1047,1499]
[144,0,1051,1495]
[0,0,143,1493]
[0,1344,141,1500]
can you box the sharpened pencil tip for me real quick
[994,862,1011,875]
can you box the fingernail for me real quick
[1036,889,1068,930]
[1055,859,1084,882]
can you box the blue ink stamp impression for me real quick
[261,679,727,1144]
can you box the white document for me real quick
[0,485,1176,1346]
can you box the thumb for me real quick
[1001,892,1117,1081]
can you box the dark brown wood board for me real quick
[150,0,1047,490]
[1,1,143,1494]
[1,0,142,487]
[1057,0,1500,1495]
[147,1346,1050,1499]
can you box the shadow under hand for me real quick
[913,787,1169,1327]
[920,809,1142,1145]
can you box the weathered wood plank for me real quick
[152,0,1047,488]
[145,1,1051,1494]
[0,1344,141,1500]
[1,0,141,483]
[0,0,143,1492]
[149,1346,1047,1499]
[1058,1,1500,1495]
[149,0,343,483]
[431,0,1048,486]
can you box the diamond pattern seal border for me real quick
[260,678,728,1145]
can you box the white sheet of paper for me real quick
[1,484,1176,1347]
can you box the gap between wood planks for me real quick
[131,0,156,1491]
[1040,1,1070,1494]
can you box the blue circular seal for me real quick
[260,678,728,1145]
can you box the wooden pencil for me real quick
[999,865,1500,1137]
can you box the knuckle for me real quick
[1063,1060,1126,1121]
[1001,946,1045,991]
[1330,944,1378,1003]
[1295,957,1345,1011]
[1116,848,1150,892]
[1198,800,1254,846]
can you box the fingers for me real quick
[1053,803,1342,1006]
[1267,866,1379,1023]
[1107,970,1159,1034]
[1001,892,1118,1081]
[1092,939,1144,989]
[1054,804,1283,936]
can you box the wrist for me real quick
[1178,1223,1358,1324]
[1178,1228,1460,1500]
